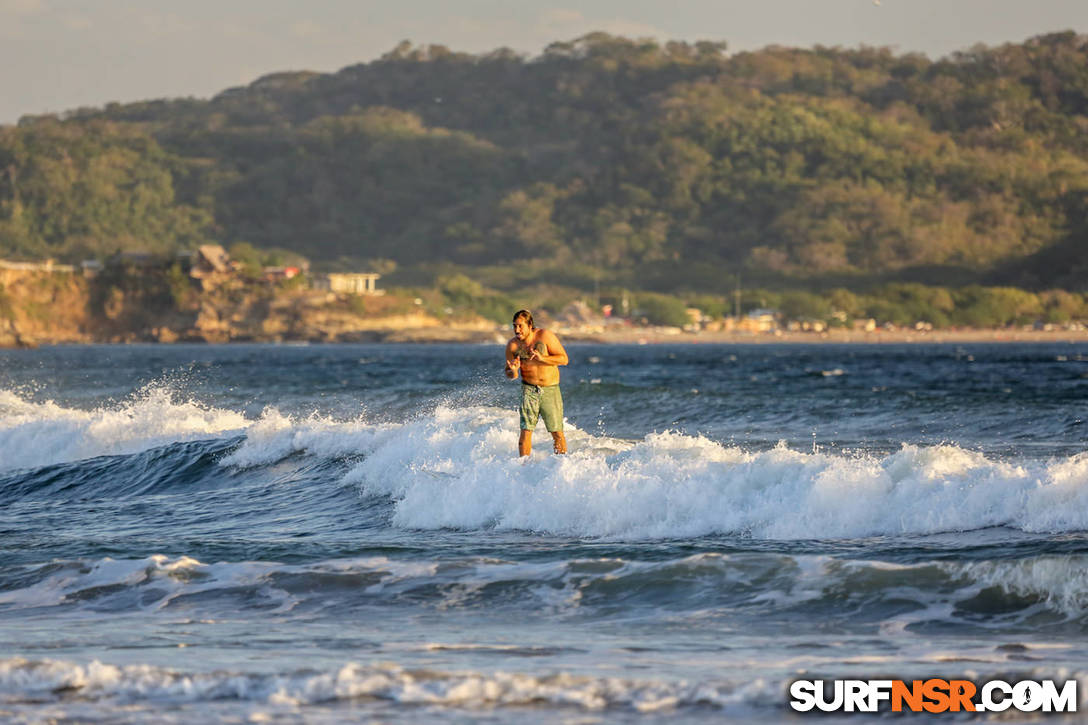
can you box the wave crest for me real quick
[0,387,246,472]
[5,394,1088,540]
[6,552,1088,623]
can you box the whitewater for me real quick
[1,342,1086,722]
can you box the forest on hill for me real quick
[2,31,1088,299]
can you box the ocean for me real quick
[1,341,1086,722]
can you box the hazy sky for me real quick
[2,0,1087,124]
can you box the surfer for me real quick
[504,309,568,456]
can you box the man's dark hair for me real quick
[512,309,534,328]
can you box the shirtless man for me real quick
[504,309,569,456]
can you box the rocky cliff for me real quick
[0,268,501,347]
[0,267,93,347]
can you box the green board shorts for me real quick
[520,382,564,432]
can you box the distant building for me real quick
[742,308,778,333]
[0,258,75,274]
[786,319,827,333]
[263,266,302,283]
[193,245,230,274]
[81,260,103,278]
[315,273,382,295]
[684,307,707,331]
[189,244,232,289]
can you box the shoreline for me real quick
[4,327,1088,348]
[561,327,1088,345]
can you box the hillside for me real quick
[2,32,1088,294]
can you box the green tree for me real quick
[634,292,689,326]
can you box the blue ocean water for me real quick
[1,342,1087,722]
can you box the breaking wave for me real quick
[4,552,1088,626]
[0,656,779,714]
[0,387,246,472]
[2,387,1087,540]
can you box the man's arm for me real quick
[529,330,568,366]
[504,340,521,379]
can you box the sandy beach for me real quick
[560,326,1088,345]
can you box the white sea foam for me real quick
[0,554,452,612]
[5,392,1088,540]
[323,404,1088,540]
[0,387,247,471]
[2,655,1085,719]
[0,554,288,611]
[0,656,778,712]
[949,556,1088,616]
[216,407,382,468]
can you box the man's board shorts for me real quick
[520,382,564,432]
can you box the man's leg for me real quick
[519,384,541,457]
[551,431,566,454]
[540,385,566,454]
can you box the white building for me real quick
[315,273,382,295]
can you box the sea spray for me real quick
[0,386,246,471]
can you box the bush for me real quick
[951,286,1042,327]
[685,293,729,319]
[347,294,368,316]
[228,241,264,279]
[634,292,689,326]
[437,273,515,323]
[778,291,830,322]
[827,288,862,320]
[165,262,196,311]
[1040,290,1086,324]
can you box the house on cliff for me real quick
[314,273,382,295]
[189,244,233,290]
[263,266,303,284]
